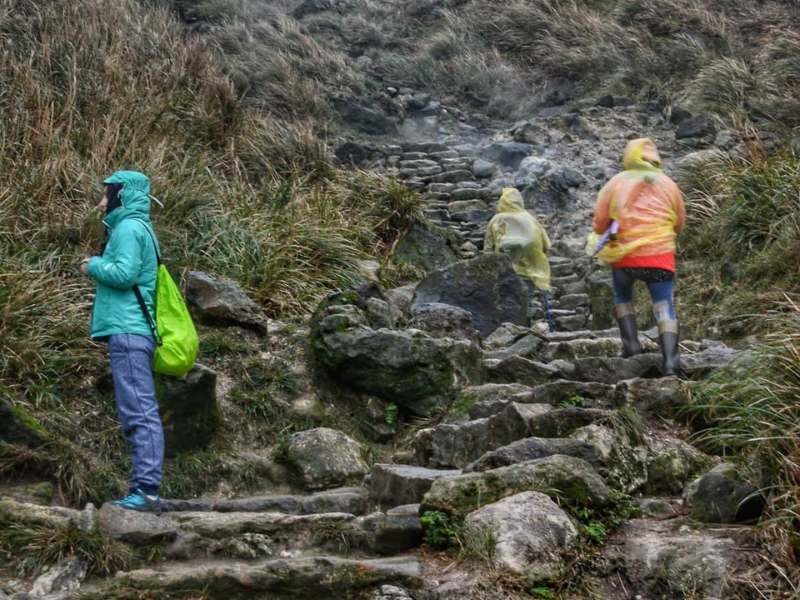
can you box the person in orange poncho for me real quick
[590,138,686,376]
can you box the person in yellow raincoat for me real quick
[485,188,554,330]
[588,138,686,376]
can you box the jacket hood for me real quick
[623,138,662,172]
[498,188,526,213]
[102,170,152,229]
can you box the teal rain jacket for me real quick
[88,171,161,340]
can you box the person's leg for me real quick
[612,268,641,357]
[109,334,164,510]
[646,278,682,376]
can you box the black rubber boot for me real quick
[658,323,684,377]
[614,305,641,358]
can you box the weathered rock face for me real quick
[615,376,691,418]
[0,397,48,447]
[312,299,483,416]
[412,254,529,338]
[465,491,578,581]
[284,428,368,491]
[604,519,739,599]
[409,302,480,344]
[587,270,614,330]
[393,222,458,272]
[357,504,423,555]
[155,364,220,457]
[485,355,560,387]
[185,271,266,333]
[422,455,610,518]
[370,464,460,507]
[684,463,765,523]
[644,436,712,495]
[571,424,648,493]
[465,436,604,473]
[414,402,552,468]
[99,503,177,545]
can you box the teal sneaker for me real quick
[111,489,161,514]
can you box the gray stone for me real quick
[155,364,219,457]
[412,254,529,338]
[337,102,397,135]
[0,498,81,530]
[186,271,266,333]
[614,376,691,418]
[372,584,413,600]
[116,556,423,596]
[485,354,560,387]
[587,270,614,330]
[484,334,545,362]
[357,504,423,554]
[30,558,87,596]
[422,455,610,518]
[335,142,378,166]
[646,435,711,494]
[361,396,398,442]
[409,302,480,344]
[684,463,765,523]
[163,487,368,515]
[312,300,482,416]
[384,284,416,317]
[99,503,177,545]
[416,402,552,468]
[676,115,716,139]
[370,464,461,506]
[483,323,531,350]
[465,437,604,472]
[472,159,495,178]
[481,142,533,170]
[393,222,458,272]
[637,497,677,519]
[465,491,578,579]
[572,424,648,493]
[284,428,368,491]
[609,519,738,599]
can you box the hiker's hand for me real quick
[80,256,91,275]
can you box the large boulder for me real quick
[0,397,48,447]
[683,463,765,524]
[185,271,267,334]
[644,436,712,495]
[312,300,482,416]
[156,364,220,457]
[481,142,533,170]
[412,254,529,338]
[422,455,610,518]
[393,222,459,273]
[409,303,480,344]
[464,491,578,581]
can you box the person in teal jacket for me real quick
[80,170,164,513]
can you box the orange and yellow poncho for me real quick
[588,138,686,271]
[485,188,551,291]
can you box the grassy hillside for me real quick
[0,0,418,505]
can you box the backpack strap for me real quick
[128,217,163,346]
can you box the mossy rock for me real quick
[0,396,48,447]
[393,222,459,273]
[421,455,610,519]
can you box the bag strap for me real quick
[128,217,163,346]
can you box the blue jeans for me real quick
[109,334,163,495]
[612,268,676,321]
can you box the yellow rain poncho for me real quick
[484,188,551,291]
[587,138,685,267]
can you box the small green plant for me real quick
[420,510,458,549]
[582,520,608,545]
[529,586,555,599]
[560,394,585,408]
[458,523,497,562]
[384,402,399,425]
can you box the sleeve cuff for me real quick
[87,257,102,279]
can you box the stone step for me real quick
[461,380,616,418]
[399,166,442,178]
[430,169,474,183]
[399,159,439,169]
[551,293,589,310]
[448,199,487,212]
[451,187,490,201]
[421,455,610,518]
[542,337,658,361]
[552,273,580,285]
[429,150,460,160]
[428,182,456,194]
[161,487,368,515]
[555,313,589,331]
[370,464,461,507]
[401,152,430,160]
[108,556,424,597]
[464,436,606,473]
[551,262,575,278]
[403,142,449,153]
